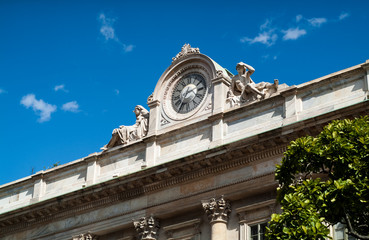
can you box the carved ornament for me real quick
[172,44,200,63]
[73,233,98,240]
[147,93,154,105]
[133,215,160,240]
[202,195,231,223]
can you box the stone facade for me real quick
[0,45,368,240]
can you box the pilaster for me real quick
[281,86,300,125]
[30,172,46,202]
[144,136,159,168]
[85,153,99,186]
[147,100,161,136]
[362,60,369,98]
[210,75,230,148]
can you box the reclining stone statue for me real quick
[227,62,279,107]
[101,105,149,150]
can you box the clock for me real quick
[171,73,207,114]
[162,72,208,121]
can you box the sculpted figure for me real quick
[101,105,149,150]
[227,62,279,106]
[231,62,265,100]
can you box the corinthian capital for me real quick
[73,233,98,240]
[202,195,231,223]
[133,215,160,240]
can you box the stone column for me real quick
[133,215,160,240]
[202,195,231,240]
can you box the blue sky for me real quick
[0,0,368,185]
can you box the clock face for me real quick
[171,74,207,114]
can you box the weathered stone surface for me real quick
[0,45,368,240]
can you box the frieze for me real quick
[3,111,354,237]
[0,143,286,237]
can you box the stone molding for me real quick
[0,144,286,237]
[133,215,160,240]
[236,199,276,223]
[163,218,201,240]
[3,100,369,237]
[202,195,231,223]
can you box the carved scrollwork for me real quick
[133,215,160,240]
[160,114,170,126]
[172,44,200,63]
[202,195,231,223]
[147,93,154,105]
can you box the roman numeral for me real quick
[196,93,203,98]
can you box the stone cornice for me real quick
[0,144,285,237]
[297,65,365,92]
[1,101,368,237]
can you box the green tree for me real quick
[266,117,369,240]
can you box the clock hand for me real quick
[179,87,191,111]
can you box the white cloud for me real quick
[282,27,307,40]
[62,101,80,113]
[54,84,68,92]
[241,31,278,46]
[262,54,278,61]
[123,44,134,52]
[260,19,271,30]
[98,13,133,53]
[339,12,349,20]
[296,14,303,22]
[20,94,57,122]
[241,19,277,46]
[308,17,327,27]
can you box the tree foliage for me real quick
[266,117,369,239]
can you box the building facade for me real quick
[0,45,368,240]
